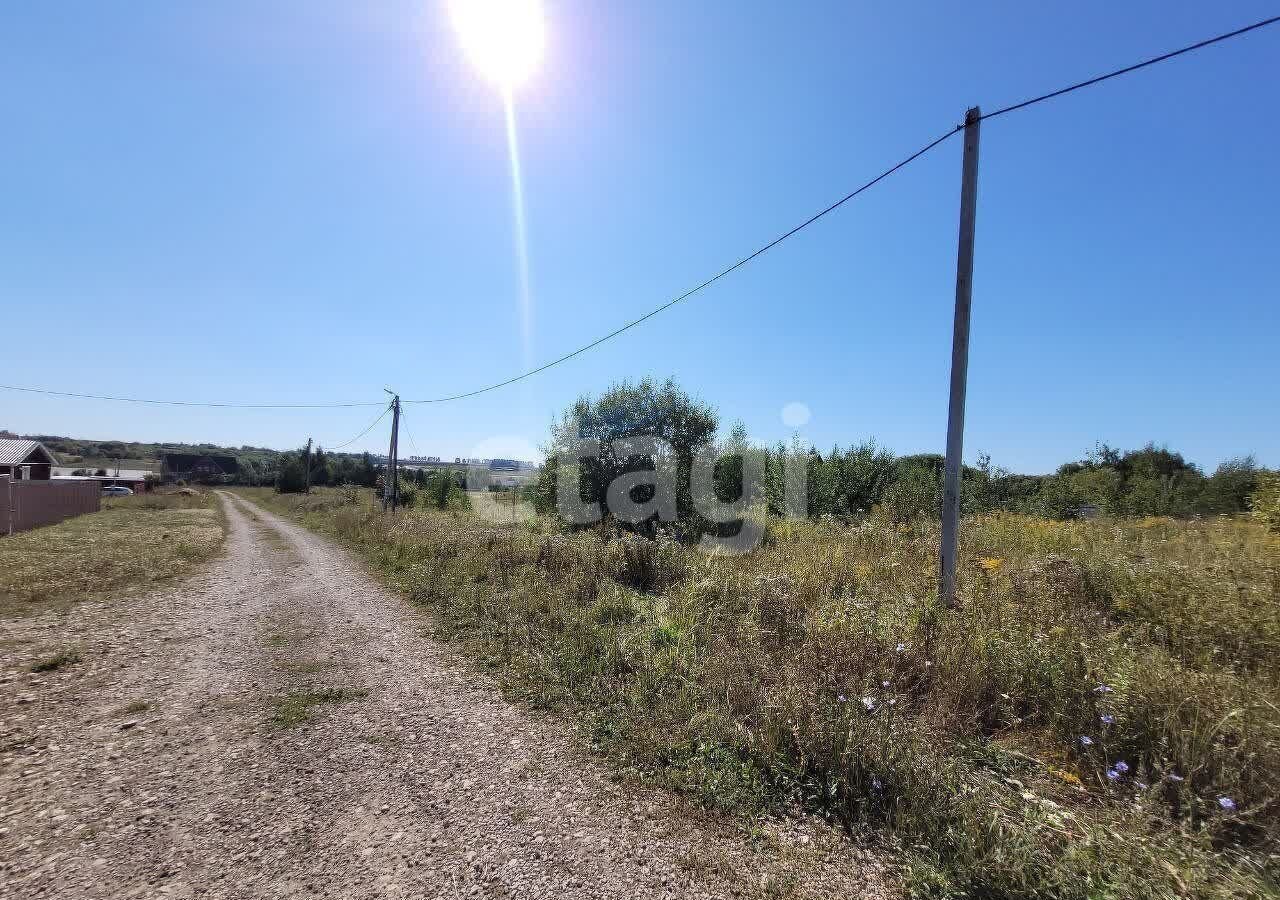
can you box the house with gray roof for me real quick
[0,439,57,481]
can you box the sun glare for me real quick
[449,0,546,90]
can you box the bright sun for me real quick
[449,0,546,91]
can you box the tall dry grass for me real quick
[246,487,1280,898]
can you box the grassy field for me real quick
[56,456,160,473]
[239,487,1279,899]
[0,490,225,618]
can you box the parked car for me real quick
[101,485,134,496]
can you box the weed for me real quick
[30,649,82,673]
[270,687,367,728]
[763,871,799,898]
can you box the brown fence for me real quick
[0,476,101,535]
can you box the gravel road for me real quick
[1,492,893,899]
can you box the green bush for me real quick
[1250,473,1280,531]
[275,457,307,493]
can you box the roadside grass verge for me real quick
[238,486,1280,899]
[0,489,225,618]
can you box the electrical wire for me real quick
[404,14,1280,405]
[3,15,1277,411]
[323,403,393,450]
[404,124,963,404]
[0,383,384,409]
[399,412,424,459]
[980,15,1280,122]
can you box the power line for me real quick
[405,125,963,404]
[398,411,424,458]
[323,403,393,450]
[3,16,1277,411]
[404,14,1280,405]
[0,383,384,409]
[980,15,1280,122]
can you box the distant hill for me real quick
[17,433,289,472]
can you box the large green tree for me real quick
[536,378,719,532]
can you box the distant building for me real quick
[0,439,57,481]
[52,467,151,493]
[161,452,239,483]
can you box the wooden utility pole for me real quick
[383,394,401,511]
[939,107,982,609]
[304,438,312,495]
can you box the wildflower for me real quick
[1106,769,1121,780]
[977,557,1004,573]
[1094,684,1113,694]
[861,696,876,712]
[881,680,890,688]
[895,643,906,653]
[837,694,847,704]
[1100,714,1115,725]
[1052,768,1082,786]
[1218,797,1237,811]
[1079,736,1094,746]
[1167,773,1184,783]
[1113,761,1129,774]
[1134,781,1148,790]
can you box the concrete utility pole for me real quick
[304,438,312,495]
[939,106,982,609]
[383,394,401,511]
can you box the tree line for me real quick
[530,379,1275,529]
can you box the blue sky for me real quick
[2,2,1277,473]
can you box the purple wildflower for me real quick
[1100,714,1115,725]
[1079,736,1094,747]
[1218,797,1236,811]
[1113,761,1129,774]
[1106,769,1121,781]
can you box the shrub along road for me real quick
[0,492,891,899]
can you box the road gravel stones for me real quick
[0,493,893,899]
